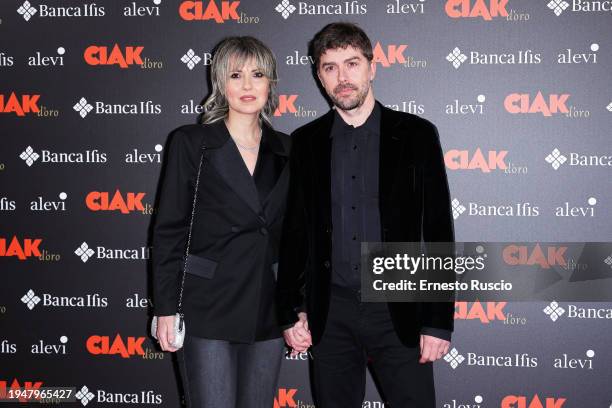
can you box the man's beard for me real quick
[329,81,370,111]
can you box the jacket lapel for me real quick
[260,124,290,212]
[378,104,404,227]
[206,121,262,216]
[314,110,335,225]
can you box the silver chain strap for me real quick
[176,144,207,328]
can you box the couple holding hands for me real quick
[152,22,455,408]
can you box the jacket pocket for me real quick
[184,254,218,279]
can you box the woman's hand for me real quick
[156,315,180,352]
[283,312,312,357]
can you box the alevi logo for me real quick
[30,192,68,212]
[445,0,509,20]
[84,44,144,68]
[501,394,565,408]
[504,92,570,116]
[386,0,426,14]
[179,0,240,22]
[0,236,42,260]
[274,388,297,407]
[443,395,484,407]
[554,197,596,217]
[85,190,146,214]
[123,0,161,16]
[0,92,40,116]
[31,336,68,355]
[125,145,163,164]
[446,94,486,115]
[553,349,595,369]
[558,43,598,64]
[86,334,146,358]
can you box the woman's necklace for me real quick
[231,127,262,151]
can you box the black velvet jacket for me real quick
[276,103,455,347]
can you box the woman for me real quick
[151,36,303,407]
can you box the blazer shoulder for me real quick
[167,123,205,146]
[169,122,233,150]
[290,111,333,139]
[273,129,292,152]
[386,107,438,133]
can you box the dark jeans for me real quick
[177,335,284,408]
[311,285,435,408]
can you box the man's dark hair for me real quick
[311,22,373,69]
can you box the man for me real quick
[277,22,455,407]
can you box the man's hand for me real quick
[283,312,312,357]
[156,315,179,353]
[419,334,450,363]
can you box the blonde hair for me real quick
[202,36,278,126]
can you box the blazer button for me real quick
[323,260,330,268]
[260,227,268,236]
[231,226,239,233]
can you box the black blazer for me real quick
[152,120,291,343]
[276,103,455,348]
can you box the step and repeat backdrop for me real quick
[1,0,611,406]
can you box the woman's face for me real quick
[225,57,270,118]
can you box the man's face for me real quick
[317,46,376,111]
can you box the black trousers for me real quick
[311,285,435,408]
[177,335,284,408]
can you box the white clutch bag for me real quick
[151,312,185,349]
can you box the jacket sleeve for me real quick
[421,122,456,335]
[276,132,309,327]
[151,128,196,316]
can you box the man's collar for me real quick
[331,100,382,137]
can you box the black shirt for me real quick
[328,101,451,341]
[330,102,381,290]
